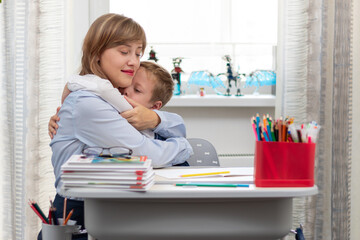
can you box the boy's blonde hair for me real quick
[140,61,174,108]
[80,13,146,79]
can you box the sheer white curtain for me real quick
[278,0,353,239]
[0,0,64,239]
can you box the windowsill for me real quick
[166,94,276,107]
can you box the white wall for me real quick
[163,106,275,155]
[65,0,108,76]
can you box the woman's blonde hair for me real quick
[80,13,146,79]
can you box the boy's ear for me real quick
[150,101,162,110]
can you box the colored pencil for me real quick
[180,171,230,178]
[64,209,74,225]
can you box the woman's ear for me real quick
[150,101,162,110]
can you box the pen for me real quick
[51,207,59,225]
[180,171,230,178]
[175,183,249,187]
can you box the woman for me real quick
[38,13,193,240]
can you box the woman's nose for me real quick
[128,53,139,66]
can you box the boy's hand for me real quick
[121,96,160,131]
[48,106,61,139]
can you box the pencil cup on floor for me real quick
[42,219,79,240]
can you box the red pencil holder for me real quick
[254,141,316,187]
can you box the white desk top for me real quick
[60,167,318,199]
[61,184,318,199]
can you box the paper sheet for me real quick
[155,167,254,184]
[155,167,253,179]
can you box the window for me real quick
[110,0,277,94]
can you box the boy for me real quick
[49,61,185,140]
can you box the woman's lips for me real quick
[122,70,134,76]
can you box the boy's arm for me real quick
[120,97,186,137]
[153,110,186,138]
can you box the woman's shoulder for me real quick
[65,90,112,110]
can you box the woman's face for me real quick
[99,41,143,88]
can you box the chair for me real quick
[186,138,220,166]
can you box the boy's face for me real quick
[123,67,159,109]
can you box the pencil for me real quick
[31,201,49,224]
[266,122,273,141]
[282,124,286,142]
[256,113,261,141]
[180,171,230,178]
[63,198,67,225]
[270,119,276,141]
[251,118,258,141]
[261,125,269,142]
[278,118,282,142]
[29,203,47,223]
[64,209,74,225]
[175,183,249,187]
[48,207,52,225]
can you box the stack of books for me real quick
[61,154,154,191]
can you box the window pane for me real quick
[231,0,277,43]
[110,0,277,80]
[110,0,225,43]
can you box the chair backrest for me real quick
[186,138,220,166]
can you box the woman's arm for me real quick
[61,85,71,104]
[72,92,193,167]
[48,107,61,139]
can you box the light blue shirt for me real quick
[50,90,193,193]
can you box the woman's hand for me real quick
[120,96,160,131]
[48,106,61,139]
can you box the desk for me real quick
[61,181,317,240]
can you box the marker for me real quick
[180,171,230,178]
[175,183,249,187]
